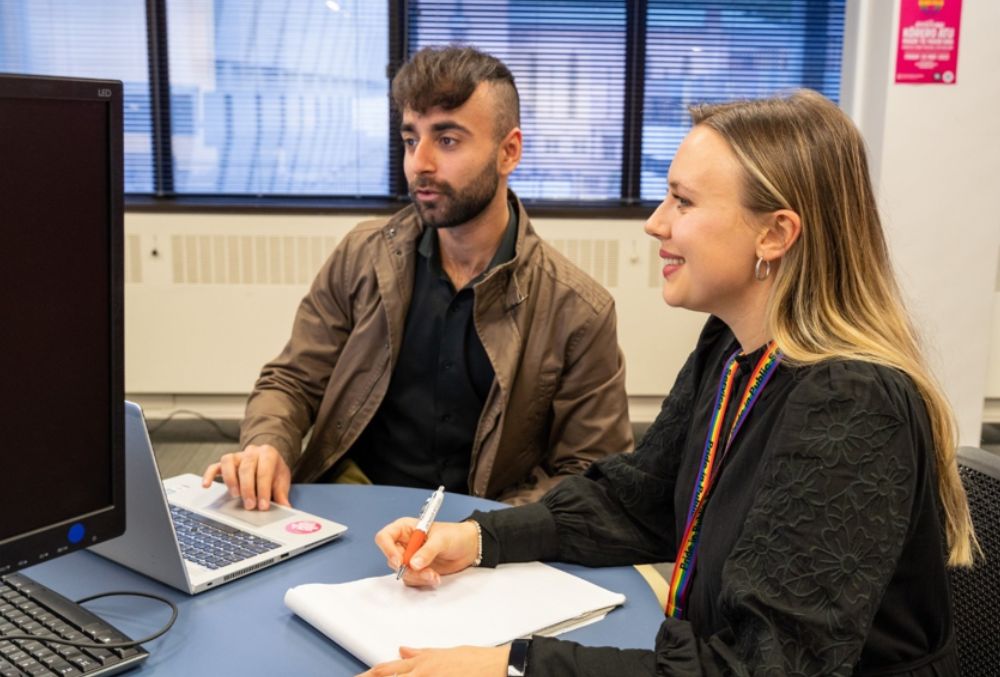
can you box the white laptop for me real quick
[91,401,347,594]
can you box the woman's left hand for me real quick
[357,644,509,676]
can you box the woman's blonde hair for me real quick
[691,90,977,566]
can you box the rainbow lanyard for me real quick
[665,341,782,619]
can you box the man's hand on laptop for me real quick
[201,444,292,511]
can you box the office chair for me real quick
[950,446,1000,675]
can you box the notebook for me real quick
[284,561,626,666]
[91,401,347,594]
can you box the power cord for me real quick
[146,408,239,442]
[1,590,178,650]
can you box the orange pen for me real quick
[396,485,445,580]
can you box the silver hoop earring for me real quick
[754,257,771,281]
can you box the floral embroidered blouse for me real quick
[473,316,957,675]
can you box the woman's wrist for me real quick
[464,519,483,567]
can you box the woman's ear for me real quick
[756,209,801,262]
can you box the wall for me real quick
[841,0,1000,444]
[127,0,1000,441]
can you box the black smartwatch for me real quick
[507,638,531,676]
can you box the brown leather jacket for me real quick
[240,193,633,504]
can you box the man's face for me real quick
[400,83,507,229]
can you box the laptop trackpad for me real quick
[206,495,294,528]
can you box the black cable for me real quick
[146,408,239,441]
[1,590,178,650]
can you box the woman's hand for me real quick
[373,519,480,586]
[357,645,509,677]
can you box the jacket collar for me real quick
[381,189,536,311]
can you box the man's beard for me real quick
[409,158,500,230]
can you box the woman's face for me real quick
[644,125,763,321]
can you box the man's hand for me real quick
[201,443,291,511]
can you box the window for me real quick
[166,1,388,196]
[410,1,627,200]
[0,0,845,207]
[0,0,153,192]
[641,1,846,200]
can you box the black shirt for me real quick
[352,202,518,493]
[474,316,958,675]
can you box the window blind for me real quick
[164,0,389,196]
[640,0,846,200]
[408,0,628,201]
[0,0,153,193]
[1,0,846,206]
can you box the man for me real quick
[202,45,632,509]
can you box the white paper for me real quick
[284,562,626,666]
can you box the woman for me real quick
[361,90,977,676]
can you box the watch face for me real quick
[507,638,530,676]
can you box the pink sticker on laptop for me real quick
[285,520,323,535]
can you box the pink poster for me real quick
[895,0,962,84]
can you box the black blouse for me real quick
[473,317,957,675]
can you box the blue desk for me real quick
[24,485,664,675]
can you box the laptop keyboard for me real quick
[169,505,280,570]
[0,573,148,676]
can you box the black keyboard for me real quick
[0,573,147,676]
[169,505,280,570]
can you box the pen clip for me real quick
[418,494,434,519]
[414,486,445,532]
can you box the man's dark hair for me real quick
[392,45,520,140]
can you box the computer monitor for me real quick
[0,73,125,575]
